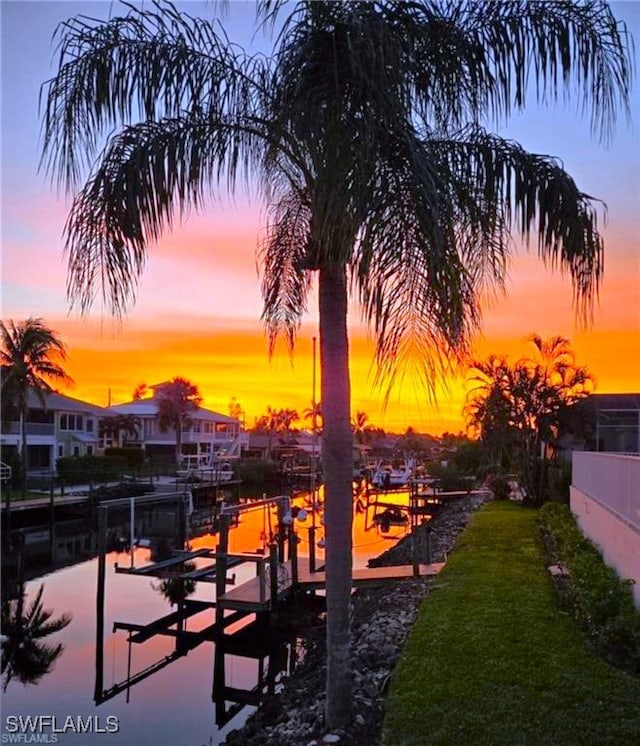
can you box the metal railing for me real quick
[2,422,55,436]
[572,451,640,532]
[0,462,12,483]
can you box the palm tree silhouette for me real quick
[40,1,632,726]
[0,318,73,497]
[155,378,202,464]
[1,583,72,691]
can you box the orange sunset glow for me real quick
[45,226,639,436]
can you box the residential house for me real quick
[0,389,105,472]
[108,387,246,462]
[585,393,640,453]
[560,393,640,456]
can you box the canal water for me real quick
[1,486,411,745]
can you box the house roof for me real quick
[109,400,238,423]
[588,393,640,411]
[27,389,106,416]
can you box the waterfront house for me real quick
[0,388,105,473]
[108,385,247,462]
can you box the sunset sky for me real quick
[1,1,639,434]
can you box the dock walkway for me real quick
[219,558,445,612]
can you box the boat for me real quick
[373,506,409,532]
[177,455,235,482]
[371,459,414,489]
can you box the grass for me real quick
[382,502,640,745]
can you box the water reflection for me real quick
[1,483,422,744]
[150,539,198,605]
[1,581,72,692]
[212,618,302,728]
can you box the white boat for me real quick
[177,455,234,482]
[371,459,414,489]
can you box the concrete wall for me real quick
[570,452,640,607]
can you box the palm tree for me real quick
[254,406,299,456]
[303,401,323,434]
[0,318,73,496]
[132,383,148,401]
[351,410,372,444]
[40,1,632,726]
[1,583,72,692]
[98,413,141,446]
[466,338,594,502]
[155,378,202,463]
[277,408,299,435]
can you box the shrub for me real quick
[538,502,640,675]
[235,458,280,485]
[104,447,145,468]
[488,475,511,500]
[91,482,156,501]
[56,454,128,484]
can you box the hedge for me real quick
[538,501,640,675]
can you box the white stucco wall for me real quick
[570,482,640,608]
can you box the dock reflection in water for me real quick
[1,484,417,744]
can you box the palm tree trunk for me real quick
[20,400,27,499]
[319,261,353,728]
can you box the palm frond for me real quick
[40,0,267,192]
[352,133,480,396]
[64,114,268,316]
[260,187,313,353]
[460,0,633,141]
[428,125,606,322]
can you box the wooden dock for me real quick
[114,548,264,582]
[219,558,445,613]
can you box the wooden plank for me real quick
[218,558,446,611]
[181,555,247,579]
[114,547,213,575]
[219,561,293,611]
[298,561,446,590]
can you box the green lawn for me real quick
[382,502,640,745]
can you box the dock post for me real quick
[308,526,316,573]
[426,524,432,565]
[277,505,286,562]
[290,530,298,587]
[411,529,419,577]
[269,542,278,613]
[49,477,56,564]
[215,512,231,630]
[94,505,107,702]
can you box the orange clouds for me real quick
[6,194,638,437]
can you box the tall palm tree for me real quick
[303,400,323,434]
[352,410,372,444]
[0,318,73,495]
[155,378,202,463]
[40,0,632,726]
[1,583,72,692]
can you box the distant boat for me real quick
[371,459,414,489]
[177,455,234,482]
